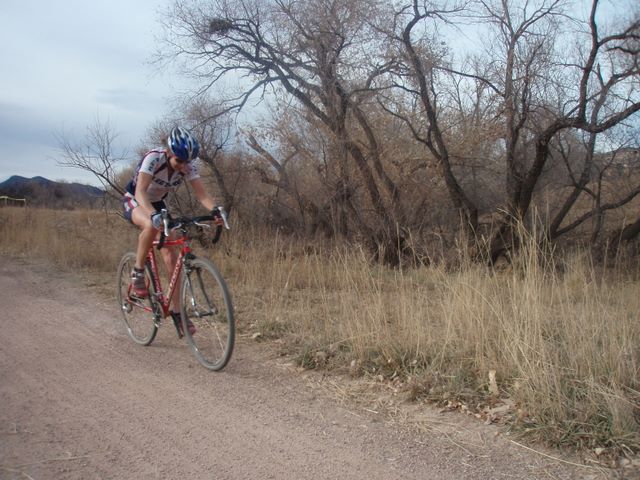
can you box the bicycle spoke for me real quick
[195,267,217,313]
[117,253,158,346]
[181,258,234,371]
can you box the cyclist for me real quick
[122,127,219,337]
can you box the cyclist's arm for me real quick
[134,172,157,217]
[189,177,216,212]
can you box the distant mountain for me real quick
[0,175,105,208]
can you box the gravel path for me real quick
[0,257,609,479]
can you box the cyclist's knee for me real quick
[130,208,151,230]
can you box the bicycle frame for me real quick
[144,233,192,319]
[130,209,229,321]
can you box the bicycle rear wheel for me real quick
[180,257,235,371]
[117,252,158,346]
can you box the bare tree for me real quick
[56,117,128,200]
[385,0,640,260]
[160,0,640,263]
[183,96,237,213]
[483,0,640,259]
[162,0,416,262]
[548,135,640,246]
[243,114,338,235]
[383,0,480,239]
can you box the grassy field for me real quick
[1,207,638,462]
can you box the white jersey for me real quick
[126,149,200,202]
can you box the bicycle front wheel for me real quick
[117,252,158,346]
[180,257,235,371]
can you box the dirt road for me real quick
[0,256,605,479]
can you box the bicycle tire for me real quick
[116,252,158,346]
[180,257,235,371]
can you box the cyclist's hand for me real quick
[211,205,229,228]
[211,206,224,225]
[150,213,163,230]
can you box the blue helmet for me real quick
[168,127,200,162]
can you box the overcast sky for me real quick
[0,0,182,185]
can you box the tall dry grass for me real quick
[1,207,638,455]
[0,207,137,272]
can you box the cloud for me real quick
[0,102,56,147]
[94,88,163,113]
[0,1,181,185]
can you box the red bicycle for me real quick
[116,208,234,371]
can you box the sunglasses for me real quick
[173,156,191,164]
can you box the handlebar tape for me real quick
[155,214,225,248]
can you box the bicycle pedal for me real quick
[121,302,133,314]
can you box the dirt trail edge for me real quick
[0,256,607,480]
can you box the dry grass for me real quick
[0,208,136,272]
[1,207,639,459]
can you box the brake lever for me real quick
[218,206,230,230]
[161,209,170,238]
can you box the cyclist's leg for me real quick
[159,239,181,310]
[123,196,159,298]
[130,205,157,270]
[159,235,196,337]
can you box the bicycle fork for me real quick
[183,262,218,319]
